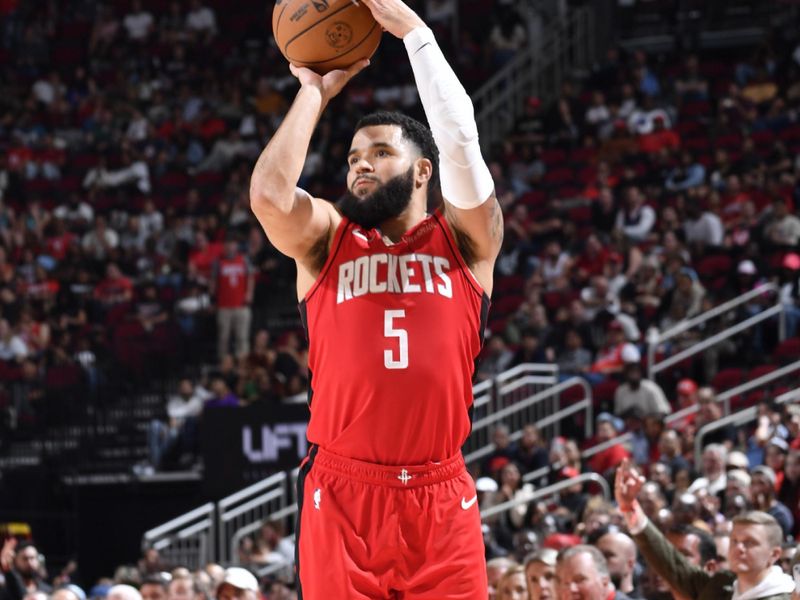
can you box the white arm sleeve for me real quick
[403,27,493,209]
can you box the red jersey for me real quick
[300,211,489,465]
[215,254,249,308]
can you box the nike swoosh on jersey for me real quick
[461,495,478,510]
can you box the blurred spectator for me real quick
[688,444,728,496]
[107,586,141,600]
[495,565,528,600]
[751,466,795,538]
[487,557,519,600]
[586,412,630,478]
[138,576,167,600]
[617,460,796,600]
[665,151,706,192]
[595,530,641,598]
[185,0,217,43]
[555,544,629,599]
[122,0,154,42]
[0,540,52,600]
[524,548,557,600]
[615,186,656,242]
[513,424,549,474]
[613,356,671,418]
[211,237,254,360]
[147,378,210,471]
[0,319,28,363]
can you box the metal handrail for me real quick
[647,283,779,378]
[693,375,800,464]
[218,472,287,511]
[496,363,559,385]
[471,377,590,431]
[480,473,610,521]
[650,303,784,378]
[143,503,215,543]
[659,284,777,344]
[472,6,595,151]
[468,396,592,467]
[666,359,800,425]
[141,502,216,570]
[472,379,494,409]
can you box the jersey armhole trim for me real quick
[432,208,489,303]
[303,217,351,303]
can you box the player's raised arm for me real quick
[361,0,503,279]
[249,60,369,268]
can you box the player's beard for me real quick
[339,167,415,230]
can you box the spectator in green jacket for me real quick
[616,458,795,600]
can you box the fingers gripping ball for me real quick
[273,0,382,74]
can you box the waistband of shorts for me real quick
[311,446,465,488]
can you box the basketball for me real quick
[272,0,382,74]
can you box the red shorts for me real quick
[296,445,487,599]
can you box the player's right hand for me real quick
[289,59,370,104]
[614,458,645,512]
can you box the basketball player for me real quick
[250,0,502,597]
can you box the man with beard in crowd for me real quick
[0,540,52,600]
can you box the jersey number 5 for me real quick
[384,309,408,369]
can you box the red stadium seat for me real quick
[519,190,547,207]
[543,167,575,187]
[711,368,744,393]
[772,338,800,363]
[492,295,524,316]
[591,379,619,410]
[750,130,776,146]
[778,125,800,142]
[695,255,733,279]
[748,364,777,382]
[494,275,525,295]
[540,149,567,165]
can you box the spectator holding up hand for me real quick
[615,458,795,600]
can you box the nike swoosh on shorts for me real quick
[461,495,478,510]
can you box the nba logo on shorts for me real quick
[314,488,321,510]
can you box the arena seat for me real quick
[772,337,800,363]
[711,368,744,392]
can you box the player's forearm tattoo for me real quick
[490,198,504,244]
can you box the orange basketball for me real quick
[272,0,382,74]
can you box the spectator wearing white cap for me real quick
[216,568,259,600]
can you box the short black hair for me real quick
[355,111,439,193]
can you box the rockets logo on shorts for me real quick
[300,211,490,466]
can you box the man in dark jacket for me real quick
[615,459,795,600]
[0,539,52,600]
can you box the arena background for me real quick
[1,0,800,594]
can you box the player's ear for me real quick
[415,158,433,187]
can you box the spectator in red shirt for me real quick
[586,411,630,478]
[638,115,680,154]
[93,263,133,308]
[211,237,253,360]
[188,231,223,286]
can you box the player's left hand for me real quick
[359,0,426,39]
